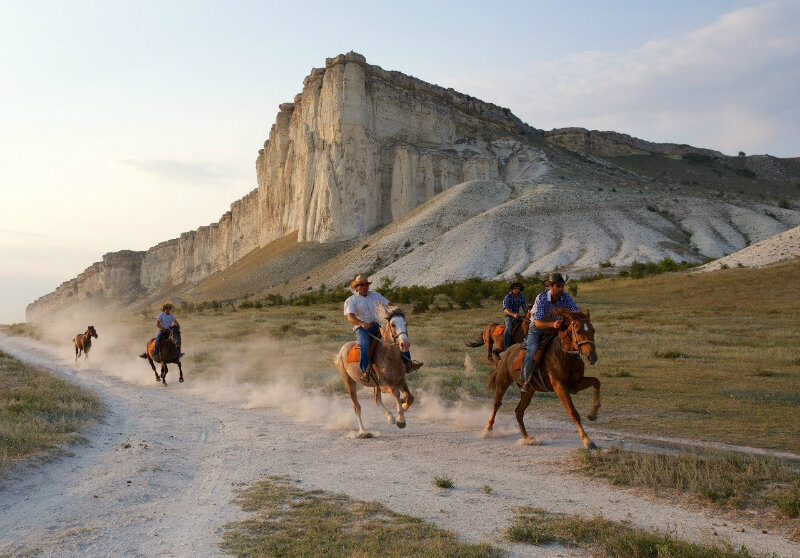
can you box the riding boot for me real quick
[405,360,424,375]
[360,367,370,383]
[520,364,536,393]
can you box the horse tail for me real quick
[465,326,488,347]
[139,352,148,359]
[486,365,498,390]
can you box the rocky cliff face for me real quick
[27,52,541,320]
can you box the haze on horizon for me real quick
[1,0,798,324]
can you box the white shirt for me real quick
[157,312,177,329]
[344,291,390,330]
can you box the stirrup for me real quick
[520,380,532,393]
[360,370,370,382]
[405,360,423,373]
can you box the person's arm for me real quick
[156,318,164,331]
[347,313,370,329]
[534,318,563,331]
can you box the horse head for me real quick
[167,324,181,343]
[87,325,98,339]
[383,306,410,353]
[555,309,597,365]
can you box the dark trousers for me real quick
[503,315,515,349]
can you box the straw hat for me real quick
[161,302,174,311]
[350,275,371,289]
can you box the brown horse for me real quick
[139,325,184,386]
[466,309,531,363]
[485,309,601,449]
[73,325,98,361]
[334,307,415,438]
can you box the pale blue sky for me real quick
[1,1,798,323]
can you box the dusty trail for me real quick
[1,334,798,558]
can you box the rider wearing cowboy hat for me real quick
[154,302,181,359]
[520,273,579,393]
[502,281,527,351]
[344,274,422,382]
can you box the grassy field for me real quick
[0,351,104,478]
[158,260,800,453]
[220,477,501,557]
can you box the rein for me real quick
[562,322,595,357]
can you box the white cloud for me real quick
[488,2,800,156]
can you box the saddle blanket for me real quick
[492,325,505,337]
[346,344,361,363]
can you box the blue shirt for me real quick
[531,290,578,322]
[503,292,527,314]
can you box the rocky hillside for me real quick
[26,53,800,319]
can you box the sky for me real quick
[1,0,798,324]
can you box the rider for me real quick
[502,281,527,351]
[520,273,578,393]
[154,303,181,359]
[344,274,423,382]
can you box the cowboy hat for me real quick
[161,302,174,311]
[542,273,569,286]
[509,281,524,291]
[349,274,371,289]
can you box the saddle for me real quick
[511,334,555,371]
[492,325,505,337]
[345,338,380,364]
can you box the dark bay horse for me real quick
[465,309,531,363]
[139,325,184,386]
[73,325,98,361]
[334,307,415,438]
[485,309,601,449]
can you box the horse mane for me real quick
[384,306,405,320]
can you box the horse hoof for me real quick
[586,441,598,450]
[587,414,597,421]
[357,432,374,439]
[179,378,184,383]
[396,421,406,429]
[386,415,396,425]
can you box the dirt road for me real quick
[1,333,797,557]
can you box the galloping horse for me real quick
[139,325,184,386]
[334,307,415,438]
[485,309,601,449]
[73,325,98,361]
[466,309,531,363]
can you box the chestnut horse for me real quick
[139,325,184,386]
[485,309,601,449]
[334,307,415,438]
[465,309,531,363]
[73,325,98,361]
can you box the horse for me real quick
[485,309,601,449]
[139,325,184,386]
[73,325,98,361]
[465,309,531,363]
[333,307,415,438]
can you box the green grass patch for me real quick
[575,446,800,515]
[220,477,500,557]
[653,350,689,359]
[0,351,103,478]
[433,475,454,489]
[508,506,761,557]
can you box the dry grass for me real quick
[508,506,763,557]
[220,477,501,557]
[0,351,103,478]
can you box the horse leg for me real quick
[400,380,414,410]
[338,362,371,438]
[374,388,396,425]
[75,345,79,362]
[161,363,168,386]
[391,388,406,429]
[486,368,512,433]
[514,390,536,442]
[552,380,596,450]
[486,332,494,364]
[177,361,184,383]
[569,377,601,421]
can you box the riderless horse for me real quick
[485,309,601,449]
[334,307,415,438]
[139,325,184,386]
[73,325,98,361]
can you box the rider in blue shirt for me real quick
[502,282,527,351]
[521,273,578,393]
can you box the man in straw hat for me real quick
[520,273,579,393]
[344,274,422,382]
[502,281,527,352]
[154,302,181,359]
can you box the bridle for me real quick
[562,320,595,358]
[388,315,408,343]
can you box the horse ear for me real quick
[584,309,590,319]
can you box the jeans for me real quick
[503,315,515,349]
[522,327,545,381]
[154,330,168,357]
[356,324,412,371]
